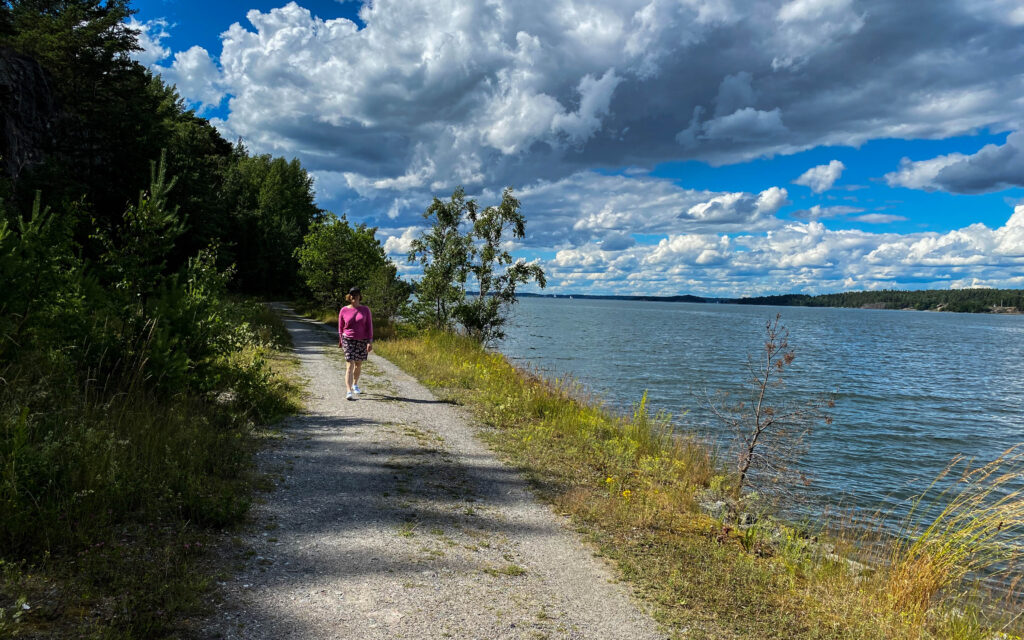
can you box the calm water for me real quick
[497,297,1024,520]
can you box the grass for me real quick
[484,564,527,577]
[375,329,1023,640]
[0,301,304,639]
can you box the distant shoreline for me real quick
[516,289,1024,314]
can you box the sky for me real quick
[128,0,1024,297]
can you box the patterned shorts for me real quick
[341,337,369,362]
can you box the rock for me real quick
[699,499,730,521]
[0,47,58,179]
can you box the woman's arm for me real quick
[365,307,373,351]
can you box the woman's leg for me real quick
[352,361,363,386]
[345,361,355,392]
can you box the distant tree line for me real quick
[732,289,1024,313]
[520,288,1023,314]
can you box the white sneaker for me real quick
[353,384,362,395]
[346,391,354,401]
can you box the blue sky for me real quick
[128,0,1024,296]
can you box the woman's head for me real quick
[345,286,362,304]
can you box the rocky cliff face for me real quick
[0,47,57,180]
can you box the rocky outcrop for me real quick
[0,47,57,179]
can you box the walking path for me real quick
[204,307,665,639]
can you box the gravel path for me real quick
[203,307,666,639]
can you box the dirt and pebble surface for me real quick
[202,307,667,639]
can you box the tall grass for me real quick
[0,301,302,638]
[886,447,1024,617]
[376,329,1024,640]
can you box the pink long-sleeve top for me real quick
[339,305,373,342]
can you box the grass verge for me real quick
[375,330,1022,640]
[0,301,303,639]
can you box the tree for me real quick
[221,150,320,294]
[407,187,474,329]
[295,215,406,315]
[707,314,833,500]
[362,261,413,325]
[408,186,545,341]
[93,151,184,301]
[454,186,546,343]
[3,0,174,219]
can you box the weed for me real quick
[484,564,527,577]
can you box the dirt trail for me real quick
[203,307,666,639]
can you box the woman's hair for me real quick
[345,286,362,304]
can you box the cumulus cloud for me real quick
[773,0,865,70]
[701,107,788,143]
[142,1,1024,295]
[155,46,225,112]
[601,232,636,251]
[127,17,171,66]
[884,131,1024,193]
[680,187,789,227]
[542,205,1024,296]
[794,159,845,193]
[149,0,1024,213]
[382,226,423,257]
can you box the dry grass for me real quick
[886,447,1024,620]
[376,330,1023,640]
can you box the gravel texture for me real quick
[203,307,666,639]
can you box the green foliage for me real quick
[363,260,414,325]
[409,186,545,341]
[0,3,320,634]
[455,186,546,343]
[2,0,176,218]
[408,186,474,329]
[92,151,185,301]
[294,214,401,311]
[221,150,320,295]
[0,192,86,364]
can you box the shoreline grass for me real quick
[0,301,303,639]
[375,329,1023,640]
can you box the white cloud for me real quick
[538,205,1024,296]
[852,213,908,224]
[883,131,1024,194]
[884,153,967,191]
[601,231,636,251]
[140,1,1024,295]
[702,107,788,142]
[773,0,865,69]
[756,186,790,215]
[794,159,845,193]
[382,227,422,257]
[127,17,171,66]
[148,0,1024,207]
[155,46,225,112]
[791,204,863,220]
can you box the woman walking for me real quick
[338,286,373,401]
